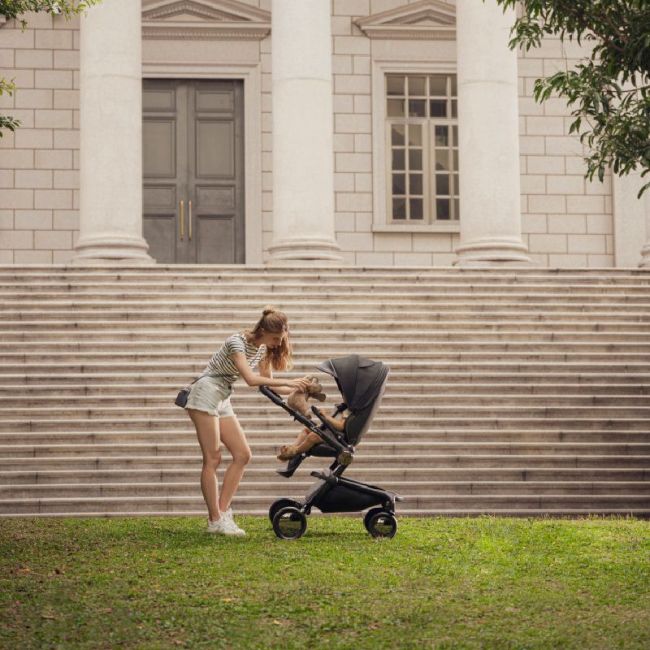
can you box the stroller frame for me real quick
[261,370,403,539]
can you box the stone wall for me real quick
[0,0,616,266]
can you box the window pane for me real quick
[429,75,447,96]
[391,124,405,146]
[436,198,450,220]
[409,174,423,195]
[387,75,405,96]
[409,149,423,170]
[410,198,423,220]
[453,173,459,195]
[393,198,406,220]
[434,149,449,171]
[392,149,405,170]
[453,198,460,220]
[435,125,449,146]
[436,174,450,196]
[451,99,457,118]
[392,173,406,195]
[408,100,426,117]
[387,99,405,117]
[430,100,447,117]
[452,149,459,170]
[408,76,426,96]
[450,75,457,96]
[408,124,422,146]
[452,125,458,146]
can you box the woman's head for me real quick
[247,306,293,370]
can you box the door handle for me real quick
[179,200,184,241]
[189,200,192,241]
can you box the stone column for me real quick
[74,0,152,264]
[454,0,531,266]
[268,0,342,263]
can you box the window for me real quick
[386,74,459,224]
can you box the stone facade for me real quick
[0,0,646,266]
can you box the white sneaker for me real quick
[206,512,245,537]
[222,508,246,536]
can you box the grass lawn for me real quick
[1,516,649,649]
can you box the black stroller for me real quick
[260,354,403,540]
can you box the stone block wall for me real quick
[0,11,80,263]
[0,1,615,266]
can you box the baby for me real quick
[277,377,348,460]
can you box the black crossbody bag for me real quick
[174,374,210,408]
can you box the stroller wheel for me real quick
[364,509,397,539]
[269,498,303,523]
[272,506,307,540]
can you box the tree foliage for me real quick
[494,0,650,196]
[0,1,99,136]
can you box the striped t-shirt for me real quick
[203,333,266,385]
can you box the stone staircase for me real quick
[1,265,649,518]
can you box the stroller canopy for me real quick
[317,355,389,411]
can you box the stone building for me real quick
[1,0,649,267]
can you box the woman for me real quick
[185,307,310,536]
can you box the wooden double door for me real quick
[143,79,245,263]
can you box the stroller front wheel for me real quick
[364,509,397,539]
[272,506,307,540]
[269,498,303,523]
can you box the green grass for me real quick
[1,516,649,649]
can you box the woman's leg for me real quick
[188,409,222,522]
[218,416,252,512]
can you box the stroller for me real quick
[260,354,403,540]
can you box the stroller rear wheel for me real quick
[364,508,397,539]
[272,506,307,540]
[269,498,303,523]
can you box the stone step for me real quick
[5,315,650,332]
[3,416,649,433]
[2,441,648,459]
[3,342,650,357]
[2,429,649,444]
[1,265,647,280]
[3,382,650,397]
[3,372,649,386]
[5,393,650,408]
[6,334,650,355]
[4,323,650,338]
[4,467,648,485]
[4,361,650,375]
[2,454,649,472]
[4,403,650,420]
[3,480,650,500]
[5,288,650,302]
[5,352,650,367]
[1,493,648,516]
[3,302,650,318]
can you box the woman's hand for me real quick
[288,376,312,391]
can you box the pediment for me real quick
[142,0,271,40]
[355,0,456,40]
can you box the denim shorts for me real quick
[184,376,234,418]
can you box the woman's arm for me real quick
[232,352,308,391]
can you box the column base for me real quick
[268,236,343,265]
[454,237,533,267]
[72,233,154,265]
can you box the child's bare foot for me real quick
[277,444,300,461]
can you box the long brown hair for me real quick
[245,306,293,371]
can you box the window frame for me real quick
[372,60,460,234]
